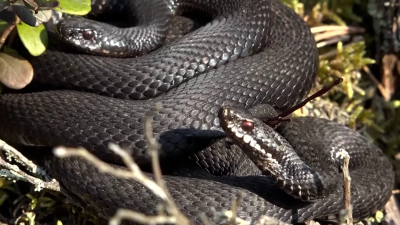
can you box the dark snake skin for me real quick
[0,0,395,224]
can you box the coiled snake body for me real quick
[0,0,394,224]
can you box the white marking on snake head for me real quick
[234,131,244,138]
[255,144,262,152]
[243,134,251,143]
[231,126,237,133]
[249,139,256,147]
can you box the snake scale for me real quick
[0,0,395,224]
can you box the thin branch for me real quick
[336,149,352,225]
[54,103,192,225]
[53,146,169,202]
[362,65,390,101]
[316,35,350,48]
[310,25,364,34]
[198,213,213,225]
[318,36,364,59]
[0,167,60,192]
[108,209,177,225]
[229,192,245,225]
[314,30,353,42]
[380,54,397,100]
[342,153,352,221]
[142,102,191,225]
[0,16,19,50]
[221,211,249,225]
[254,215,290,225]
[304,221,320,225]
[0,139,60,192]
[0,140,40,175]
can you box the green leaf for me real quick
[16,21,48,56]
[56,0,91,15]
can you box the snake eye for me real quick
[242,121,254,132]
[82,30,94,40]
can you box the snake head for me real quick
[219,106,256,136]
[218,105,272,149]
[55,17,129,57]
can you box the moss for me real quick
[285,0,400,156]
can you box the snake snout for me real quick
[218,106,242,129]
[218,106,257,138]
[55,22,73,42]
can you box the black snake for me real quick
[0,0,395,224]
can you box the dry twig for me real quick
[380,54,397,100]
[0,16,19,50]
[254,215,290,225]
[336,149,352,225]
[54,103,192,225]
[0,139,60,192]
[310,26,364,34]
[311,25,365,49]
[362,65,390,101]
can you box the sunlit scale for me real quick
[243,134,252,143]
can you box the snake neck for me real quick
[219,105,339,202]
